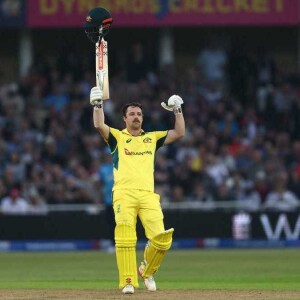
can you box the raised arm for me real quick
[90,86,110,140]
[161,95,185,145]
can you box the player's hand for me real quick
[90,86,103,106]
[161,95,184,111]
[168,95,183,108]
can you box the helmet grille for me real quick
[85,25,110,44]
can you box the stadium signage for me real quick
[26,0,299,27]
[260,214,300,240]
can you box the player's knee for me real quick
[150,228,174,251]
[115,222,137,247]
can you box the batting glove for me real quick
[90,86,103,107]
[161,95,184,111]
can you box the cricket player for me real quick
[90,82,185,294]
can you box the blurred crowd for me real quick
[1,38,300,214]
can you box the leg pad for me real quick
[142,228,174,278]
[115,223,139,288]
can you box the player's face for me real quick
[124,106,143,131]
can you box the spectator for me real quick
[1,188,29,215]
[63,174,93,204]
[190,182,214,209]
[263,171,300,212]
[26,187,48,215]
[170,184,185,202]
[43,83,70,112]
[6,151,26,183]
[213,182,235,202]
[205,153,229,186]
[231,173,262,211]
[0,82,25,115]
[253,170,270,204]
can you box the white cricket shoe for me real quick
[122,284,134,294]
[138,261,157,292]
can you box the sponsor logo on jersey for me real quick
[126,138,132,143]
[124,148,152,156]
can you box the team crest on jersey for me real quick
[143,137,152,143]
[126,138,132,143]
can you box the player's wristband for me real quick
[94,103,103,109]
[173,107,182,115]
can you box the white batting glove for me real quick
[161,95,184,111]
[90,86,103,107]
[168,95,183,107]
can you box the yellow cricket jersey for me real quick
[106,128,168,192]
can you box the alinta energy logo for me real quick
[124,148,152,156]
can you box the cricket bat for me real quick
[96,38,109,100]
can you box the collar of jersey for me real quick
[122,128,145,136]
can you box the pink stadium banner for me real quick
[27,0,300,28]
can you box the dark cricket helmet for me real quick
[84,7,113,43]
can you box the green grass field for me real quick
[0,249,299,299]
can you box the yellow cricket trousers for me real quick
[113,189,165,239]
